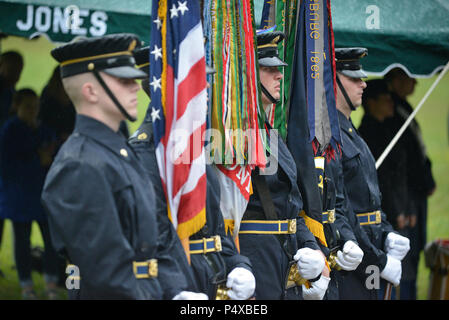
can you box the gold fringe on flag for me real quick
[299,210,328,247]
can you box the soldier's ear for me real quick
[81,81,99,104]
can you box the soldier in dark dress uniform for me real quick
[129,47,255,300]
[41,34,204,299]
[330,48,410,299]
[238,31,328,300]
[313,155,364,300]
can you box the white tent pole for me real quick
[376,61,449,170]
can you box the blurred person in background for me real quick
[0,51,24,276]
[383,68,436,299]
[0,88,60,299]
[359,79,408,231]
[39,66,76,150]
[0,51,23,126]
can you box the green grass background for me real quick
[0,35,448,299]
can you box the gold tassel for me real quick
[180,237,191,265]
[299,210,328,247]
[223,219,235,236]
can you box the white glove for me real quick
[294,248,325,280]
[385,232,410,261]
[172,291,209,300]
[226,267,256,300]
[380,255,402,286]
[302,275,331,300]
[335,240,364,271]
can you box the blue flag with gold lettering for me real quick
[305,0,341,157]
[286,0,334,246]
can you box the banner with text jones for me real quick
[0,2,151,43]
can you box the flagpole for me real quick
[376,61,449,170]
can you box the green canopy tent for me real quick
[329,0,449,168]
[0,0,152,43]
[253,0,449,168]
[330,0,449,78]
[1,0,448,77]
[254,0,449,77]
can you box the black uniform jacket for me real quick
[129,116,197,299]
[129,114,252,299]
[42,115,163,299]
[189,165,253,299]
[334,111,396,271]
[389,93,435,196]
[316,154,356,254]
[240,128,320,300]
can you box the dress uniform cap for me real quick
[256,30,287,67]
[335,47,368,78]
[51,33,147,79]
[133,46,150,74]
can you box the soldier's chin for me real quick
[353,98,362,109]
[126,106,138,120]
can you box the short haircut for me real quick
[12,88,37,108]
[0,51,24,69]
[384,67,408,84]
[362,79,390,111]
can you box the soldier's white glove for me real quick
[294,248,325,280]
[380,255,402,286]
[335,240,364,271]
[385,232,410,261]
[302,275,330,300]
[226,267,256,300]
[172,291,208,300]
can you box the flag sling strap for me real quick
[250,170,296,261]
[335,74,356,111]
[251,170,278,221]
[92,71,136,122]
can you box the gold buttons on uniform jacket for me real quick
[137,132,148,140]
[349,128,353,133]
[120,148,128,157]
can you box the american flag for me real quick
[150,0,207,240]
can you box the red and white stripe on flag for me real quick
[214,164,252,237]
[150,0,207,239]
